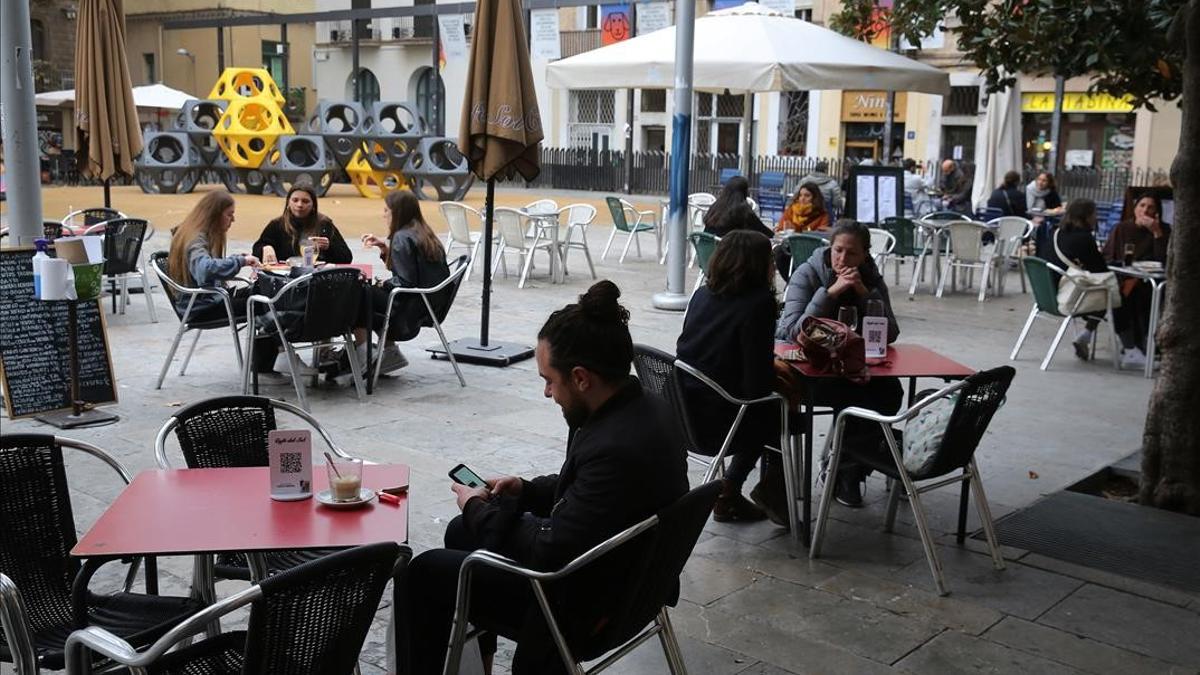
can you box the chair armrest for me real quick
[832,378,970,428]
[674,360,786,408]
[64,585,262,674]
[1,573,38,672]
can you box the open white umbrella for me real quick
[546,2,950,96]
[35,84,197,110]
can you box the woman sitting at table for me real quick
[1026,172,1064,218]
[677,231,788,525]
[350,191,450,375]
[1101,195,1169,368]
[704,176,767,235]
[987,171,1028,218]
[167,189,260,321]
[773,182,831,279]
[776,220,902,508]
[252,183,353,265]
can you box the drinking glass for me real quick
[865,299,885,318]
[837,306,858,331]
[327,456,363,502]
[1123,243,1135,267]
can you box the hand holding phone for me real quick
[448,463,488,489]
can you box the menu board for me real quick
[847,165,904,224]
[0,248,117,418]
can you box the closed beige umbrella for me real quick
[459,0,543,182]
[435,0,543,367]
[75,0,142,205]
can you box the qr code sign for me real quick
[279,452,303,474]
[868,329,884,343]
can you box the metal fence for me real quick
[526,148,1166,204]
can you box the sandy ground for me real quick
[8,183,663,248]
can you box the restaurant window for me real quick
[30,20,46,61]
[944,86,980,116]
[568,89,615,150]
[143,53,156,84]
[794,8,812,21]
[695,92,745,155]
[640,89,666,113]
[414,0,435,39]
[780,90,809,154]
[415,67,444,132]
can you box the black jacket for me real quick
[252,216,353,264]
[676,286,777,455]
[461,378,688,670]
[987,186,1028,218]
[1055,228,1108,273]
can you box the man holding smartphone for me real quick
[400,281,689,674]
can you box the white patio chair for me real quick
[523,198,559,215]
[988,216,1035,295]
[868,227,897,276]
[492,206,558,288]
[439,201,482,279]
[557,203,598,279]
[936,222,999,302]
[680,193,716,266]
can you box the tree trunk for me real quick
[1139,0,1200,515]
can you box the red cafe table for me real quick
[72,464,410,604]
[774,343,975,547]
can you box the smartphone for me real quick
[448,463,488,489]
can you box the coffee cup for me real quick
[327,457,363,502]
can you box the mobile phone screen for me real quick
[449,464,487,488]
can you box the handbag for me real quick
[797,316,869,383]
[1052,230,1121,315]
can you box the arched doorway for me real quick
[415,67,445,134]
[346,68,381,108]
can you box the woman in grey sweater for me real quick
[166,189,260,321]
[356,191,450,374]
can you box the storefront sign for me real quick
[841,91,907,123]
[637,2,671,33]
[529,9,561,60]
[1021,92,1134,114]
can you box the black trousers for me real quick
[405,517,554,675]
[809,376,904,480]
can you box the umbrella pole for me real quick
[104,179,112,209]
[480,178,494,347]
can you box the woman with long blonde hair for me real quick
[166,189,260,320]
[351,191,450,374]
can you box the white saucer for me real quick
[1132,261,1163,272]
[315,488,375,509]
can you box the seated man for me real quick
[401,280,689,675]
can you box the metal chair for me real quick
[936,222,998,302]
[987,216,1034,294]
[557,203,598,279]
[1,434,204,674]
[64,542,407,675]
[687,231,720,292]
[785,233,827,276]
[809,366,1016,596]
[603,197,660,264]
[492,207,559,288]
[882,216,928,295]
[439,201,483,279]
[441,481,722,675]
[373,255,470,388]
[243,268,366,411]
[868,227,897,275]
[149,250,247,390]
[84,218,158,322]
[922,210,971,222]
[682,193,716,267]
[1010,257,1118,371]
[60,207,123,234]
[523,198,559,215]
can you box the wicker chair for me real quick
[154,396,353,595]
[442,482,721,675]
[64,542,407,675]
[1,434,203,674]
[85,217,158,321]
[810,366,1016,596]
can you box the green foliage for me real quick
[829,0,1186,110]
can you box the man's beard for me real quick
[560,395,589,428]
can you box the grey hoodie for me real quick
[775,246,901,343]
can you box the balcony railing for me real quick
[560,29,601,59]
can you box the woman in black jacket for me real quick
[252,182,353,264]
[677,230,787,524]
[986,171,1028,218]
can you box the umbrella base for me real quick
[35,407,120,429]
[429,338,535,367]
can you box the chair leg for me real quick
[977,260,992,302]
[156,324,189,389]
[657,608,688,675]
[935,258,950,297]
[179,330,203,376]
[1041,315,1073,371]
[809,432,843,559]
[141,269,159,322]
[1010,305,1039,361]
[619,231,636,263]
[968,460,1006,571]
[280,342,309,411]
[908,251,925,296]
[519,246,537,288]
[883,481,903,532]
[601,228,618,261]
[431,317,467,387]
[344,334,366,400]
[898,473,949,596]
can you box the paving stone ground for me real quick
[3,185,1197,674]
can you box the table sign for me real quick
[863,315,888,358]
[268,430,313,501]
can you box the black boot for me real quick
[750,457,791,528]
[833,471,864,508]
[713,480,766,523]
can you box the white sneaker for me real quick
[274,351,318,376]
[377,342,409,374]
[1121,348,1147,370]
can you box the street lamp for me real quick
[176,48,196,94]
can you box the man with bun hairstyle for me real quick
[400,280,689,674]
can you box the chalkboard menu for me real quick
[0,248,118,418]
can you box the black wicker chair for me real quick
[810,366,1016,596]
[244,267,365,410]
[63,541,407,675]
[150,250,248,389]
[154,395,352,591]
[443,482,721,675]
[0,434,203,674]
[86,217,158,321]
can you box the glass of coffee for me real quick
[1123,244,1135,267]
[327,457,363,502]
